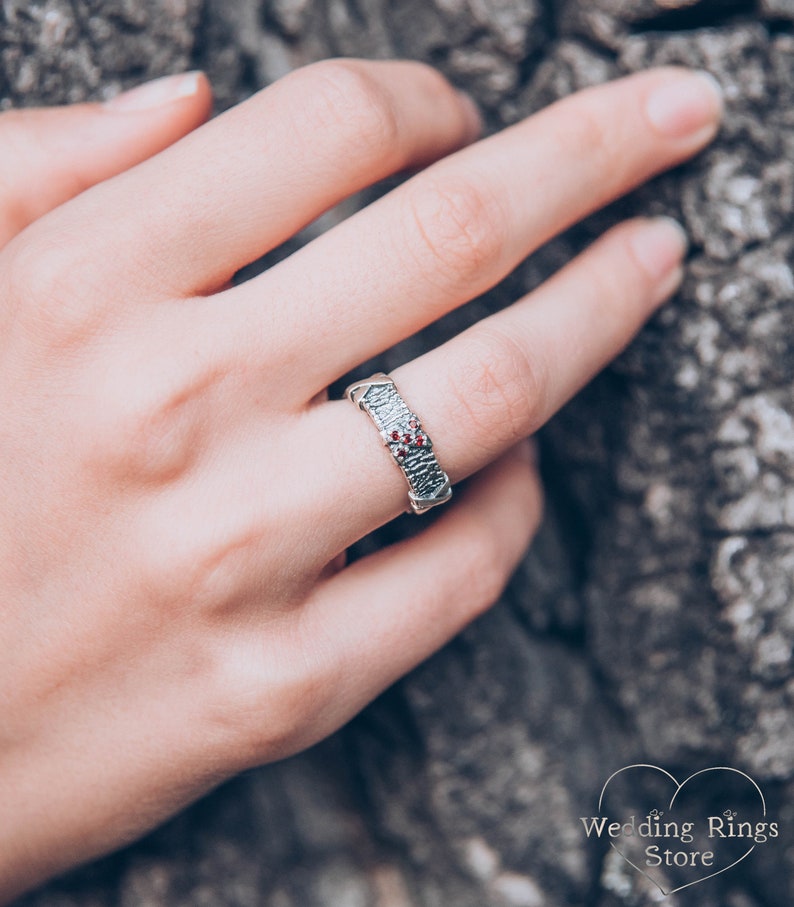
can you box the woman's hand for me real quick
[0,60,721,899]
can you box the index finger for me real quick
[17,59,481,300]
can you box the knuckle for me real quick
[133,465,293,615]
[298,59,400,160]
[139,516,250,613]
[4,232,68,307]
[207,628,331,763]
[553,99,613,172]
[446,327,548,455]
[85,368,204,486]
[404,172,506,288]
[2,230,106,349]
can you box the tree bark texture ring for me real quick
[345,373,453,515]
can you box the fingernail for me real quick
[104,71,202,112]
[630,217,689,287]
[645,70,724,139]
[456,90,484,142]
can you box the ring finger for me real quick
[306,214,688,552]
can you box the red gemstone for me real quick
[416,436,424,446]
[391,430,400,441]
[397,448,407,458]
[403,434,412,443]
[409,419,418,429]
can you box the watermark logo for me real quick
[580,764,778,895]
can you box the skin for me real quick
[0,60,722,900]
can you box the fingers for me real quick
[30,58,481,299]
[392,217,688,474]
[0,72,212,248]
[222,67,721,396]
[292,441,542,744]
[309,215,687,552]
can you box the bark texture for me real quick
[6,1,794,905]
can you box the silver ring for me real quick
[345,373,452,515]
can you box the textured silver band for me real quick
[345,373,452,515]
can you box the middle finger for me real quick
[219,67,722,397]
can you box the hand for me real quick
[0,61,721,899]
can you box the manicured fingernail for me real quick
[630,217,689,288]
[645,70,723,138]
[456,90,484,142]
[104,71,202,112]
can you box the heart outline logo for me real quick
[597,764,766,896]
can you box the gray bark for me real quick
[5,1,794,905]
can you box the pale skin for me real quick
[0,60,722,900]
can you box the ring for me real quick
[345,373,452,515]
